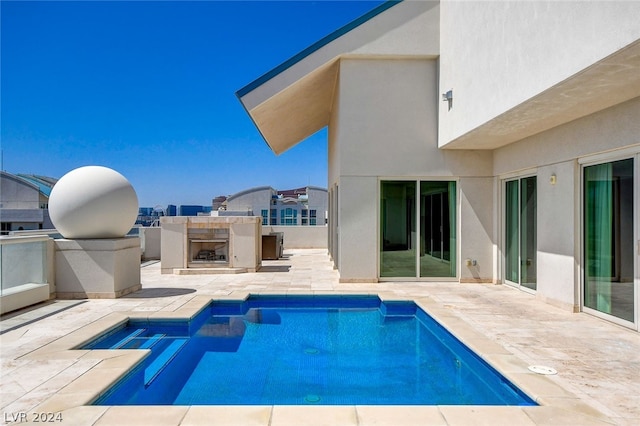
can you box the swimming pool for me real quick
[84,295,535,406]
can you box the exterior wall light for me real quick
[442,90,453,110]
[549,174,557,185]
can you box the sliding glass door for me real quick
[420,182,456,277]
[504,176,537,291]
[380,181,416,277]
[584,158,634,322]
[380,180,456,278]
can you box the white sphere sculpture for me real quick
[49,166,139,239]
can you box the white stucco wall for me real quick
[459,177,495,283]
[160,218,187,274]
[337,59,437,178]
[241,0,440,112]
[535,160,580,311]
[262,226,327,249]
[225,187,273,213]
[439,0,640,146]
[231,222,262,272]
[494,96,640,310]
[494,97,640,175]
[0,173,41,209]
[306,187,329,222]
[349,0,439,58]
[333,58,439,281]
[331,58,495,281]
[55,237,141,298]
[338,176,378,281]
[139,226,162,260]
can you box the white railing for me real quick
[0,235,51,314]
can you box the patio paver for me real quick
[1,249,638,425]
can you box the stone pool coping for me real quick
[23,292,615,426]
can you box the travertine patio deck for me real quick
[1,249,638,425]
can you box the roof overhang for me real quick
[243,59,340,156]
[442,38,640,149]
[236,0,439,155]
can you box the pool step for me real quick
[144,338,188,386]
[110,329,147,349]
[138,334,165,349]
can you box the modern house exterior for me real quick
[237,0,640,330]
[219,185,328,226]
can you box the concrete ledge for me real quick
[56,284,142,300]
[54,236,141,251]
[0,283,50,315]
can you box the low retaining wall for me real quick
[139,226,161,260]
[261,226,327,249]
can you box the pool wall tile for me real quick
[210,300,248,315]
[379,300,417,316]
[70,293,536,407]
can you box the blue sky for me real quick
[1,0,384,207]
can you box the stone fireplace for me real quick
[188,227,229,266]
[160,216,261,274]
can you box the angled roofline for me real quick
[226,185,276,202]
[16,174,57,197]
[307,185,328,193]
[1,171,39,191]
[235,0,402,99]
[1,171,53,198]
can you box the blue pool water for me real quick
[85,295,535,406]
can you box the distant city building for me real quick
[178,205,212,216]
[137,203,212,226]
[212,195,227,212]
[136,206,167,227]
[218,186,327,226]
[0,172,56,234]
